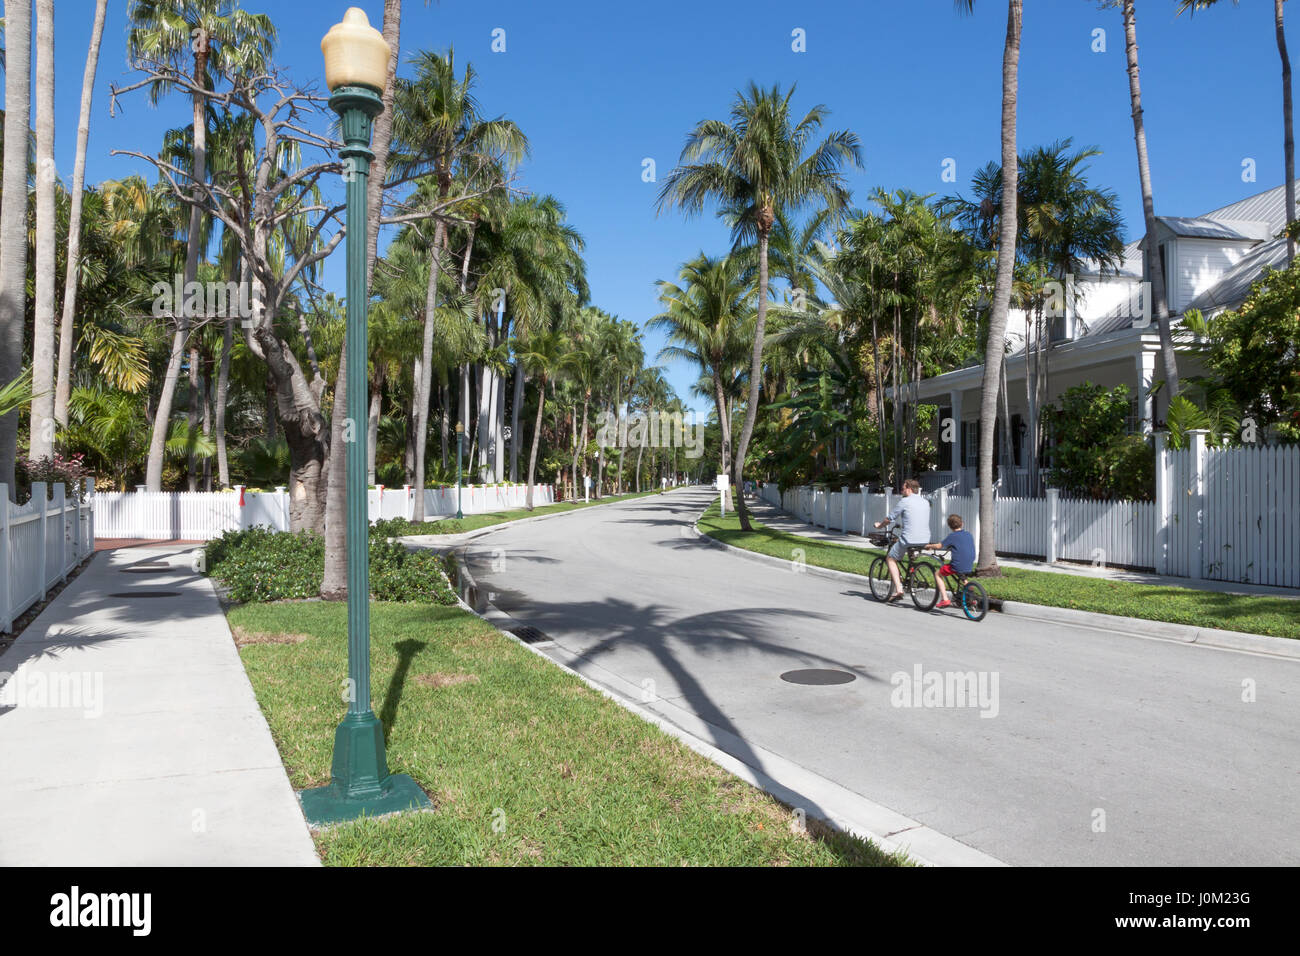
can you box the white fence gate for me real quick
[760,430,1299,588]
[1,480,96,632]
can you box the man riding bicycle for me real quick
[873,478,930,603]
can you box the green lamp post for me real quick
[300,7,430,826]
[455,421,464,519]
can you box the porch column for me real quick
[1136,351,1156,433]
[949,388,963,489]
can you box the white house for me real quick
[905,180,1294,495]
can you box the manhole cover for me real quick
[780,668,856,685]
[107,591,181,598]
[508,625,550,645]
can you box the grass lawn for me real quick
[387,488,666,537]
[232,600,907,866]
[698,503,1300,641]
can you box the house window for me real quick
[962,421,979,468]
[1124,398,1140,435]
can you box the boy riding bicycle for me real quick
[924,513,975,609]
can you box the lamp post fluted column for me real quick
[301,8,429,825]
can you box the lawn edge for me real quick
[694,506,1300,662]
[450,541,1000,867]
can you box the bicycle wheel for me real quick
[960,581,989,622]
[909,562,940,611]
[868,557,893,601]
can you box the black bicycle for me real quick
[866,526,939,611]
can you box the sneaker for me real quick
[935,599,953,609]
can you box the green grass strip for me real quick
[232,600,908,866]
[698,502,1300,641]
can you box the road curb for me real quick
[692,516,1300,661]
[448,544,1003,868]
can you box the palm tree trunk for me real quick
[54,0,108,433]
[1122,0,1178,409]
[440,381,449,468]
[29,0,56,461]
[732,229,768,528]
[510,362,524,482]
[977,0,1022,576]
[0,0,31,497]
[413,218,447,520]
[1278,0,1296,263]
[214,263,236,488]
[147,42,208,490]
[526,378,546,510]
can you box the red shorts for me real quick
[939,564,955,577]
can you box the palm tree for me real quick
[392,47,529,518]
[649,254,754,484]
[1177,0,1294,262]
[126,0,275,491]
[956,0,1022,575]
[29,0,56,461]
[657,82,862,529]
[1118,0,1179,407]
[0,0,31,497]
[53,0,109,434]
[514,327,575,509]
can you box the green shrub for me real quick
[205,523,457,605]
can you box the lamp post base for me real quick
[298,711,432,825]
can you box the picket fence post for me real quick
[841,486,848,532]
[1189,429,1209,580]
[36,482,48,600]
[1046,488,1059,564]
[1153,431,1171,575]
[54,483,67,583]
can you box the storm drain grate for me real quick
[780,668,856,685]
[108,591,181,598]
[508,625,550,645]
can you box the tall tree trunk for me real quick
[731,227,770,529]
[367,384,381,486]
[1122,0,1178,412]
[29,0,56,461]
[214,266,235,488]
[525,378,546,510]
[977,0,1022,576]
[509,362,524,481]
[0,0,31,497]
[147,42,208,490]
[54,0,108,432]
[413,218,447,520]
[321,0,401,598]
[187,344,201,491]
[1279,0,1296,263]
[439,381,449,468]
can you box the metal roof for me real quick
[1157,215,1274,241]
[1201,180,1300,233]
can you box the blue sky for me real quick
[36,0,1294,414]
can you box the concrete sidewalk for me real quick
[747,494,1300,601]
[0,545,318,866]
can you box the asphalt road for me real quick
[463,487,1300,866]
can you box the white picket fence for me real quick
[761,432,1300,588]
[1,480,96,632]
[93,482,557,541]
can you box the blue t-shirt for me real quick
[942,530,976,574]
